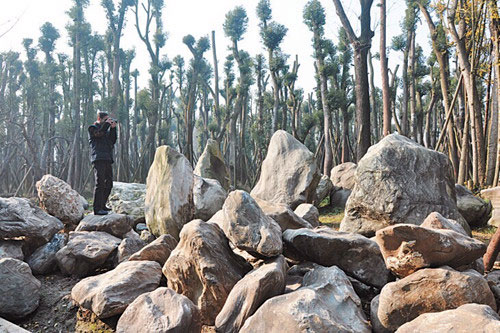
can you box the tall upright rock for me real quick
[194,139,230,190]
[251,130,320,209]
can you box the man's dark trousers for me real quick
[93,160,113,212]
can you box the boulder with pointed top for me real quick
[194,139,230,191]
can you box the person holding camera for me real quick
[88,111,117,215]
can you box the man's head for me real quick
[97,111,109,124]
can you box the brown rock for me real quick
[255,198,313,231]
[128,234,178,265]
[117,231,146,263]
[420,211,468,235]
[75,213,133,238]
[481,186,500,227]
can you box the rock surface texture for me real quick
[481,186,500,227]
[75,213,133,238]
[330,162,357,208]
[163,220,251,325]
[340,134,469,236]
[255,197,313,231]
[27,233,66,275]
[0,240,24,260]
[194,139,230,191]
[108,182,146,223]
[193,175,226,221]
[251,130,320,209]
[145,146,194,239]
[314,174,333,205]
[294,203,319,227]
[455,184,492,228]
[129,234,178,265]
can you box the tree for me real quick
[380,0,391,136]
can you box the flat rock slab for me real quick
[27,233,66,275]
[222,190,283,257]
[0,240,24,261]
[0,197,63,242]
[116,287,201,333]
[240,265,371,333]
[372,266,496,332]
[256,198,313,231]
[396,303,500,333]
[215,256,288,333]
[129,234,178,266]
[75,213,133,238]
[375,223,486,277]
[108,182,146,224]
[283,227,391,288]
[56,231,121,277]
[163,220,251,325]
[0,258,41,320]
[71,260,162,318]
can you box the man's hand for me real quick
[111,121,117,128]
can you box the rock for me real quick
[294,203,319,227]
[251,130,321,209]
[375,223,486,278]
[372,267,496,332]
[481,187,500,227]
[117,231,146,263]
[420,211,468,235]
[129,234,177,266]
[56,231,121,277]
[240,265,371,333]
[314,174,333,205]
[36,174,86,226]
[215,256,288,333]
[397,303,500,333]
[221,190,283,257]
[108,182,146,224]
[163,220,251,325]
[0,197,63,242]
[193,175,226,221]
[256,198,313,231]
[486,270,500,308]
[140,230,155,243]
[456,184,492,228]
[145,146,194,239]
[283,227,391,288]
[135,223,147,232]
[0,317,31,332]
[71,260,162,318]
[0,258,41,319]
[194,139,230,191]
[116,287,201,333]
[27,233,66,275]
[207,209,225,228]
[0,240,24,260]
[75,213,133,238]
[340,134,469,237]
[330,162,357,208]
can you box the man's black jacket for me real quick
[88,121,117,163]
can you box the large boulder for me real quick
[0,197,63,242]
[0,240,24,260]
[314,174,333,205]
[27,233,66,275]
[480,187,500,227]
[375,222,486,278]
[36,174,87,226]
[71,260,162,318]
[330,162,357,208]
[251,130,321,209]
[221,190,283,257]
[294,203,319,227]
[129,234,178,266]
[75,213,133,238]
[108,182,146,224]
[193,175,226,221]
[372,266,496,332]
[145,146,194,239]
[397,303,500,333]
[215,256,288,333]
[56,231,121,277]
[163,220,251,325]
[240,265,371,333]
[194,139,230,191]
[340,134,469,237]
[0,258,41,320]
[283,227,391,288]
[456,184,492,228]
[255,198,313,231]
[116,287,201,333]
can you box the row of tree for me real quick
[0,0,499,197]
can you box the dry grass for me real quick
[318,205,344,230]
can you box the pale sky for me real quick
[0,0,429,94]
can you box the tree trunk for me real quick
[380,0,391,136]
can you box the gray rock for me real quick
[0,317,31,332]
[135,223,147,232]
[116,287,201,333]
[340,134,470,237]
[193,175,226,221]
[240,265,371,333]
[330,162,357,208]
[0,258,41,320]
[222,190,283,257]
[56,231,121,277]
[255,198,313,231]
[251,130,321,209]
[117,231,146,263]
[455,184,492,228]
[129,234,178,266]
[75,213,133,238]
[294,203,319,227]
[27,233,66,275]
[215,256,288,333]
[71,260,162,318]
[145,146,194,239]
[0,240,24,260]
[486,270,500,309]
[163,220,251,325]
[283,227,391,288]
[140,229,155,243]
[0,197,63,242]
[194,139,230,191]
[108,182,146,224]
[314,174,333,205]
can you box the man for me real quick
[88,111,117,215]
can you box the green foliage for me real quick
[303,0,325,33]
[261,22,288,51]
[223,6,248,42]
[39,22,60,56]
[256,0,272,25]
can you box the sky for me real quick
[0,0,430,95]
